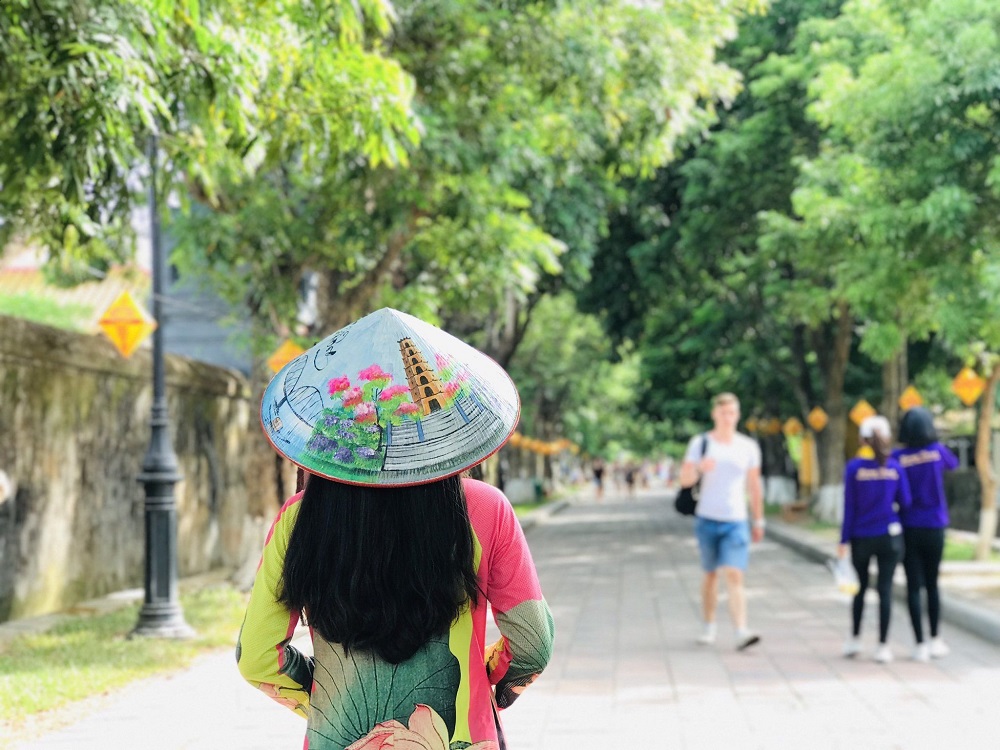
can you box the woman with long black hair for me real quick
[839,415,912,663]
[237,309,554,749]
[893,407,959,661]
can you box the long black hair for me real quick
[279,473,479,664]
[899,407,938,448]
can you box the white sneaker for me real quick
[929,637,950,658]
[736,630,761,651]
[912,643,930,663]
[696,624,717,645]
[874,644,894,663]
[842,637,862,658]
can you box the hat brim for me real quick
[259,309,521,487]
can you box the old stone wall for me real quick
[0,316,295,622]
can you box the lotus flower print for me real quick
[345,704,498,750]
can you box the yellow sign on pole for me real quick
[849,399,877,426]
[898,385,924,411]
[98,290,157,358]
[745,417,759,433]
[267,340,306,374]
[807,406,829,433]
[952,367,987,406]
[783,417,804,436]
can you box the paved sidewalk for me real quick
[9,490,1000,749]
[766,517,1000,644]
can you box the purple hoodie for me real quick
[841,456,912,544]
[891,442,959,529]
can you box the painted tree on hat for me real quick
[434,354,473,410]
[306,366,423,478]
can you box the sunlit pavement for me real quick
[499,488,1000,750]
[11,487,1000,749]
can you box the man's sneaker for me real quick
[696,624,717,645]
[929,637,950,658]
[842,637,863,658]
[736,630,760,651]
[874,644,894,663]
[912,643,930,663]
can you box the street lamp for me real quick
[132,134,195,638]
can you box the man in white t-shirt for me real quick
[679,392,765,650]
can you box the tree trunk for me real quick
[814,303,853,522]
[315,213,420,333]
[880,345,908,431]
[975,361,1000,560]
[481,289,541,370]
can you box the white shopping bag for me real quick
[827,557,859,595]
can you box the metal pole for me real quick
[133,133,194,638]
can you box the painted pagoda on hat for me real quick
[260,308,520,486]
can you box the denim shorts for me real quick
[695,517,750,572]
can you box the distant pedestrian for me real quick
[679,392,765,651]
[593,457,606,501]
[840,415,912,663]
[624,463,637,497]
[894,407,959,661]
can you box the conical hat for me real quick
[260,308,521,486]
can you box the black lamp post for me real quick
[133,134,195,638]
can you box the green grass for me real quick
[943,537,1000,562]
[0,585,249,724]
[513,501,548,518]
[0,292,92,332]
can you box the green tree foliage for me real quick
[581,0,853,431]
[0,0,416,283]
[506,293,672,462]
[167,0,763,359]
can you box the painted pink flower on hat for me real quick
[444,381,461,397]
[345,704,498,750]
[342,387,363,407]
[379,384,411,401]
[327,376,351,395]
[354,402,376,423]
[359,364,391,382]
[396,402,420,416]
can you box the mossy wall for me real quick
[0,316,295,622]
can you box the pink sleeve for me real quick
[474,483,554,709]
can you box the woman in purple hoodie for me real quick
[840,416,912,663]
[893,407,959,662]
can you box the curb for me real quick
[766,520,1000,646]
[519,498,572,533]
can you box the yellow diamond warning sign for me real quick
[898,385,923,411]
[849,399,877,426]
[99,291,156,358]
[952,367,986,406]
[267,340,306,374]
[783,417,804,436]
[807,406,829,433]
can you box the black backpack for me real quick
[674,434,708,516]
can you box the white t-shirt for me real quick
[684,432,761,522]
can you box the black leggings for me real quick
[851,534,903,643]
[903,527,945,643]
